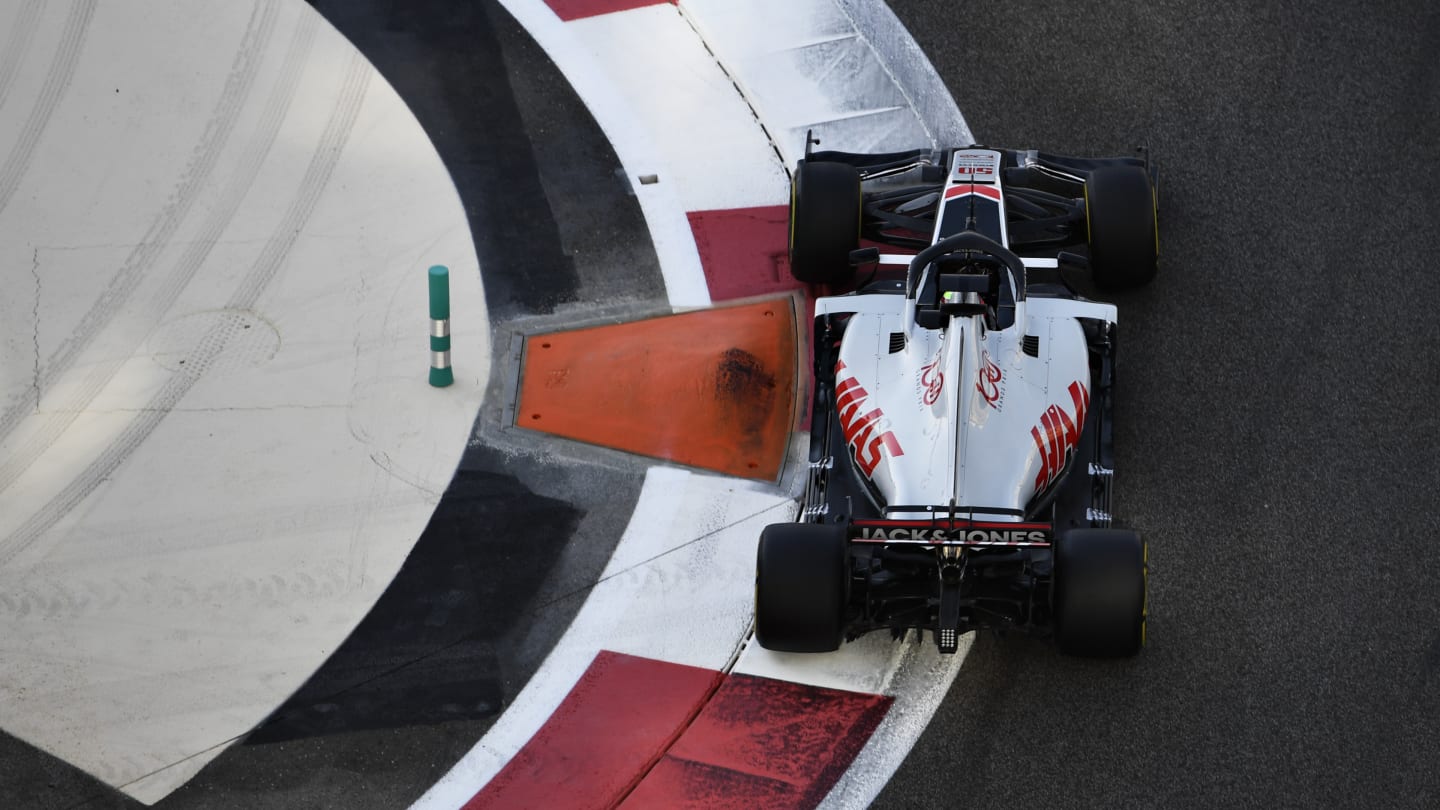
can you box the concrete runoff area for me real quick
[0,1,484,803]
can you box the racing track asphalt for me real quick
[877,1,1440,807]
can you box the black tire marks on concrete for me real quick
[0,0,95,217]
[0,3,289,494]
[0,49,369,563]
[0,0,46,115]
[0,1,664,805]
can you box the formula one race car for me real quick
[754,139,1156,657]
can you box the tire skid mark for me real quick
[0,54,371,565]
[0,566,351,622]
[0,0,45,115]
[0,3,297,495]
[0,0,95,216]
[7,487,419,577]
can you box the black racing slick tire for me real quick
[755,522,848,653]
[1053,528,1147,658]
[788,161,861,285]
[1085,165,1158,291]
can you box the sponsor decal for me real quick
[835,361,904,478]
[1030,381,1090,492]
[919,358,944,406]
[858,527,1049,544]
[953,154,996,178]
[976,350,1002,408]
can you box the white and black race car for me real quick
[755,139,1156,657]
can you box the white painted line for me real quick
[818,635,969,809]
[735,633,913,695]
[0,2,485,802]
[569,6,789,213]
[679,0,965,165]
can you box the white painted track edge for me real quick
[834,0,972,147]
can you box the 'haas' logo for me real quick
[1029,381,1089,491]
[835,361,905,478]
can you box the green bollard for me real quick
[428,265,453,387]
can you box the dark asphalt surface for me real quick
[878,1,1440,807]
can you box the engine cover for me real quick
[834,307,1091,516]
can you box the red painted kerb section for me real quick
[465,651,723,810]
[465,651,892,809]
[544,0,677,22]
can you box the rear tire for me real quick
[1085,165,1158,291]
[789,161,861,285]
[755,522,848,652]
[1053,528,1147,657]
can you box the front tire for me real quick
[755,522,848,652]
[1085,165,1158,291]
[1053,528,1147,657]
[788,161,861,285]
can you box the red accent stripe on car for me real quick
[543,0,676,22]
[853,520,1052,530]
[464,651,723,810]
[943,184,1002,201]
[620,673,892,809]
[850,538,1052,547]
